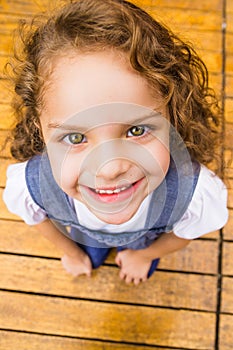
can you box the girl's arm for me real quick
[140,231,191,259]
[36,219,92,277]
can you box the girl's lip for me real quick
[82,178,145,203]
[92,183,131,194]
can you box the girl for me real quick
[3,0,228,285]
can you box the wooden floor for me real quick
[0,0,232,349]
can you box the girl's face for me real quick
[40,51,170,224]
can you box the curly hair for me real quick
[7,0,221,165]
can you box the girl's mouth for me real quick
[94,184,131,194]
[82,178,145,203]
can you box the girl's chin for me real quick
[88,207,138,225]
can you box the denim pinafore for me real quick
[25,152,200,276]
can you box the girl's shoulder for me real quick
[3,161,47,225]
[173,165,228,239]
[194,164,228,205]
[6,160,27,177]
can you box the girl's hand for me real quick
[115,249,152,285]
[61,251,92,277]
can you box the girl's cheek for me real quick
[159,146,170,173]
[47,151,81,192]
[147,142,170,175]
[60,158,81,189]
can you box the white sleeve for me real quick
[173,165,228,239]
[3,161,47,225]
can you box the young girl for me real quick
[3,0,228,285]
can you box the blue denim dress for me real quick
[26,153,200,277]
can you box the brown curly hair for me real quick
[7,0,221,165]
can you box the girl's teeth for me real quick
[95,186,128,194]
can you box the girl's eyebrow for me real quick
[47,112,162,131]
[47,122,87,132]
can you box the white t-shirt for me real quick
[3,161,228,240]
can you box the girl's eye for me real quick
[62,133,85,145]
[127,125,148,137]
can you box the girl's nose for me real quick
[96,158,132,181]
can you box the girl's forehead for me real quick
[40,51,165,124]
[45,103,168,133]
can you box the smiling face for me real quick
[40,51,170,224]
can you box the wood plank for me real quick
[227,178,233,208]
[225,123,233,150]
[0,33,14,55]
[0,219,219,273]
[146,0,223,11]
[226,77,233,97]
[159,238,219,274]
[0,105,14,128]
[171,30,222,54]
[224,151,233,180]
[227,12,233,33]
[203,230,221,240]
[208,72,222,93]
[222,241,233,275]
[0,14,21,34]
[0,291,216,348]
[225,98,233,123]
[0,157,15,187]
[219,314,233,350]
[227,0,233,14]
[0,219,61,256]
[151,8,222,32]
[0,130,11,157]
[221,277,233,313]
[0,0,225,17]
[0,56,9,76]
[0,254,217,311]
[223,208,233,240]
[226,33,233,53]
[0,0,223,14]
[226,54,233,75]
[0,79,13,104]
[0,330,169,350]
[198,51,222,73]
[0,0,64,14]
